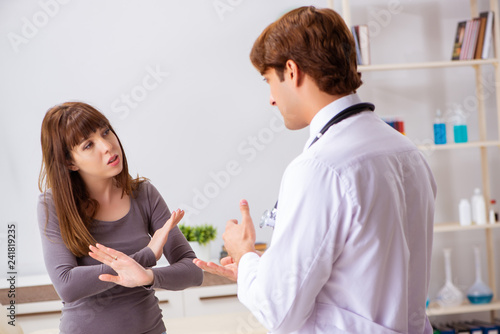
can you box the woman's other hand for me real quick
[148,209,184,260]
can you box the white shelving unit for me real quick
[434,222,500,233]
[332,0,500,320]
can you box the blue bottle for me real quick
[454,106,468,143]
[433,109,446,145]
[467,247,493,304]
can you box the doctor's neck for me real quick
[302,88,350,125]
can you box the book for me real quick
[351,26,362,65]
[480,11,494,59]
[452,11,495,61]
[474,16,487,59]
[452,21,467,60]
[460,20,473,60]
[357,25,370,65]
[351,25,370,65]
[468,320,500,333]
[467,18,480,60]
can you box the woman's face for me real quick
[69,127,123,184]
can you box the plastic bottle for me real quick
[433,109,447,145]
[489,199,498,224]
[459,199,472,226]
[471,188,486,225]
[453,105,468,143]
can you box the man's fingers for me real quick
[193,258,216,273]
[220,256,234,266]
[193,258,237,282]
[194,259,223,274]
[239,199,251,223]
[193,258,207,269]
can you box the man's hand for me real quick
[148,209,184,260]
[89,244,155,287]
[223,199,256,264]
[193,256,238,282]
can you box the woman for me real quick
[38,102,203,334]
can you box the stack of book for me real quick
[451,11,494,60]
[382,117,405,135]
[351,25,370,65]
[433,320,500,333]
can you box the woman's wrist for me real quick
[144,269,155,287]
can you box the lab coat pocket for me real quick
[315,302,403,334]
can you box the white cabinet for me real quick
[15,284,248,332]
[156,289,185,319]
[182,284,247,317]
[17,313,60,334]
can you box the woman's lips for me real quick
[108,154,119,166]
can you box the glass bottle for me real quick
[466,246,493,304]
[436,248,464,307]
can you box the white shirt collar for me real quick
[304,93,363,151]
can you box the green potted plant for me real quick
[179,223,217,261]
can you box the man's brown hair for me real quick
[250,6,362,95]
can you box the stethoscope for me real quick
[260,102,375,229]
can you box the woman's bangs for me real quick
[64,108,110,149]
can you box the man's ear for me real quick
[284,60,303,87]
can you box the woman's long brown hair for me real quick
[39,102,145,257]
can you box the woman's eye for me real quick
[103,128,110,136]
[83,142,93,150]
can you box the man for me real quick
[198,6,437,333]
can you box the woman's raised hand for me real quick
[89,244,155,287]
[148,209,184,260]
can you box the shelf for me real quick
[417,141,500,151]
[359,59,498,72]
[434,222,500,233]
[427,300,500,316]
[340,0,500,321]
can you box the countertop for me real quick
[0,271,234,305]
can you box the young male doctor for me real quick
[198,6,437,334]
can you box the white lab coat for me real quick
[237,94,436,334]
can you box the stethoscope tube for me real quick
[260,102,375,229]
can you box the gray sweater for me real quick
[37,181,203,334]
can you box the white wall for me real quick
[0,0,499,314]
[0,0,320,279]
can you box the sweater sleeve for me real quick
[144,183,203,290]
[37,192,157,303]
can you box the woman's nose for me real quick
[99,138,113,152]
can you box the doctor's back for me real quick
[302,109,436,333]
